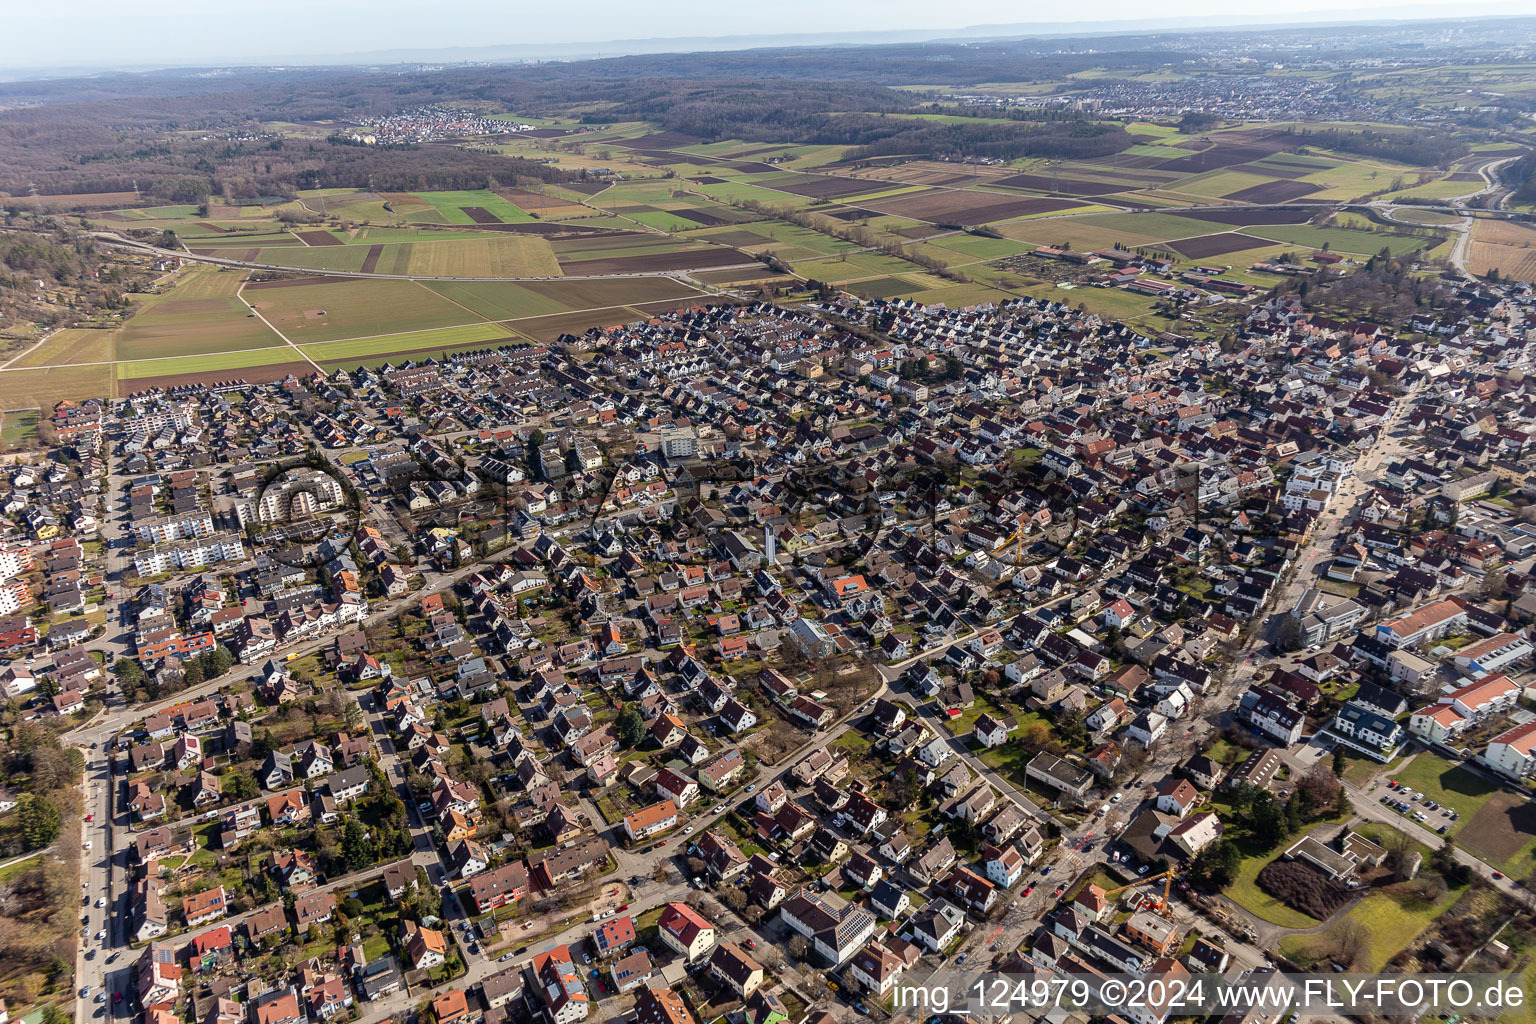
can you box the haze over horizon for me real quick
[9,0,1531,76]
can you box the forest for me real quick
[0,124,579,200]
[1283,127,1469,169]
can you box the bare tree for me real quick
[1334,920,1371,969]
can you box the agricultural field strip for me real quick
[0,294,719,373]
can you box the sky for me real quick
[9,0,1530,74]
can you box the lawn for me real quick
[1391,754,1498,837]
[0,409,38,446]
[1338,748,1403,787]
[1225,839,1326,930]
[1279,884,1459,971]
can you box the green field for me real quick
[117,346,301,381]
[1164,169,1274,199]
[254,246,373,272]
[928,233,1036,260]
[411,190,535,224]
[1084,211,1234,239]
[1247,224,1441,256]
[1392,754,1536,876]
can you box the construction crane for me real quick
[1103,869,1178,919]
[998,512,1029,566]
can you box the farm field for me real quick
[9,328,115,369]
[253,246,373,272]
[426,277,705,322]
[244,278,473,342]
[1245,224,1439,256]
[397,237,562,277]
[300,323,517,363]
[114,268,284,361]
[1467,219,1536,284]
[409,190,535,224]
[117,346,303,381]
[0,364,116,405]
[998,217,1163,251]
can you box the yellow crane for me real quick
[1102,869,1178,919]
[998,512,1028,566]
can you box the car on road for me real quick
[80,988,91,999]
[617,904,629,911]
[499,953,514,962]
[1109,794,1121,803]
[112,994,122,1005]
[94,930,105,940]
[1023,885,1034,896]
[683,826,694,835]
[96,897,106,908]
[712,805,724,814]
[85,814,93,822]
[745,784,756,793]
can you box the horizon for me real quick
[7,0,1529,78]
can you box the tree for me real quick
[18,794,61,850]
[223,770,259,800]
[114,657,145,689]
[1332,746,1347,777]
[787,934,810,962]
[1333,919,1370,969]
[1190,839,1243,890]
[340,816,375,872]
[616,706,646,749]
[1247,789,1288,848]
[1272,615,1305,654]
